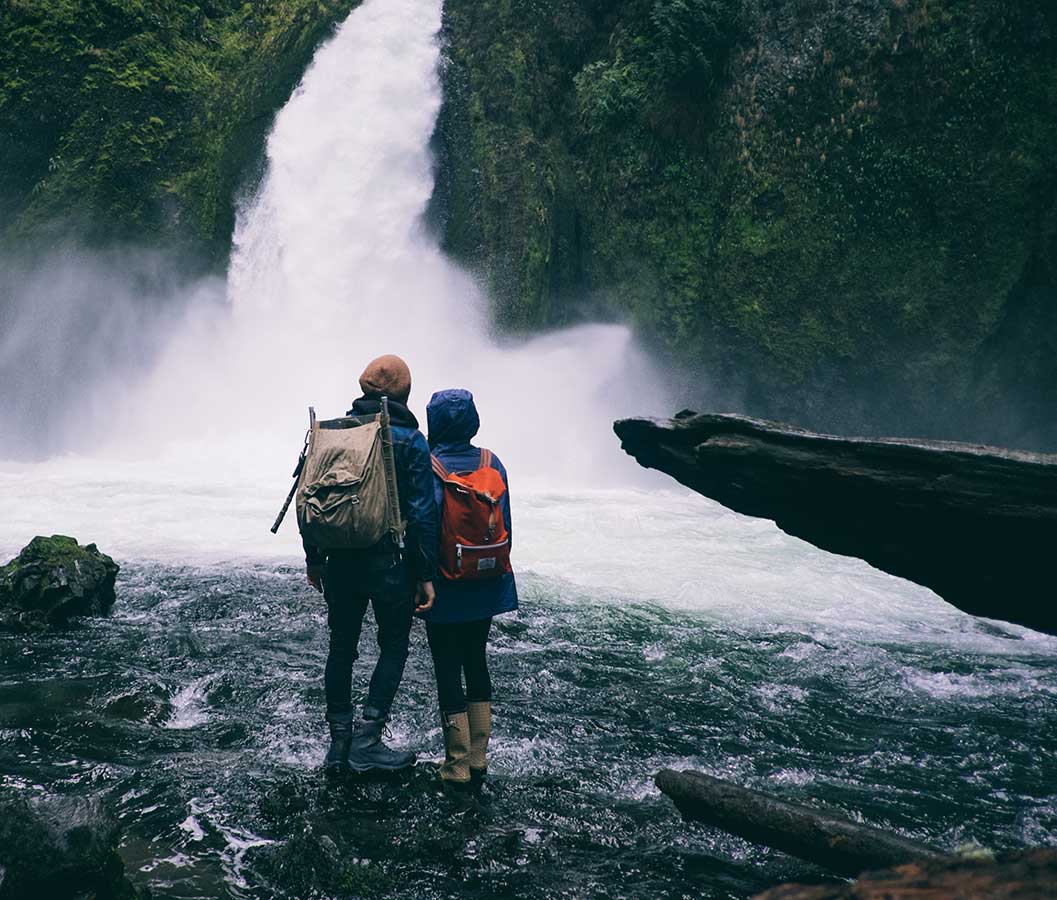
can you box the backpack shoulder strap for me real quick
[478,448,493,470]
[431,454,451,480]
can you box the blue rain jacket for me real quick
[420,389,519,624]
[302,396,439,583]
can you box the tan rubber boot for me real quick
[467,701,491,777]
[440,712,472,783]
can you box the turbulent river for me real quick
[2,0,1056,898]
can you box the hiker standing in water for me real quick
[422,389,518,785]
[302,355,438,773]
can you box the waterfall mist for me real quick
[0,245,223,458]
[1,0,668,489]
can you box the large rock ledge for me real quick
[614,412,1057,636]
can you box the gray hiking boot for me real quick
[347,715,416,773]
[323,711,356,773]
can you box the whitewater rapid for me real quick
[1,0,1053,661]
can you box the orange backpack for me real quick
[432,449,512,582]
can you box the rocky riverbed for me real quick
[2,546,1055,899]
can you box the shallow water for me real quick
[2,488,1056,899]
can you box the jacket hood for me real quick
[349,396,419,429]
[427,389,480,448]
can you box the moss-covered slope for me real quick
[432,0,1057,448]
[1,0,358,261]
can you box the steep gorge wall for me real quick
[0,0,359,263]
[431,0,1057,449]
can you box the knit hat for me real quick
[359,354,412,403]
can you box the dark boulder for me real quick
[0,535,119,632]
[615,413,1057,636]
[0,791,140,900]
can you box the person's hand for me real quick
[414,580,435,613]
[307,565,324,594]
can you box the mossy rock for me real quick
[0,535,119,632]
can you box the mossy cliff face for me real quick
[1,0,359,261]
[432,0,1057,448]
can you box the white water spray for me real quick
[113,0,666,487]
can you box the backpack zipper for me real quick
[455,540,509,571]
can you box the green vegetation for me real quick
[1,533,85,571]
[0,0,358,261]
[434,0,1057,446]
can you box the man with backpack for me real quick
[301,354,439,774]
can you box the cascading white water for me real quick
[111,0,666,488]
[0,0,668,556]
[1,0,1053,656]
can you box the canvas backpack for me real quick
[432,449,511,581]
[293,406,403,550]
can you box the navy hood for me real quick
[427,389,480,448]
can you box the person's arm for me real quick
[403,432,440,587]
[493,454,512,549]
[304,538,325,593]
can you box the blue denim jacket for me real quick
[302,396,439,582]
[419,389,519,624]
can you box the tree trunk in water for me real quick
[655,769,940,877]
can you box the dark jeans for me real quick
[426,618,493,714]
[323,551,414,718]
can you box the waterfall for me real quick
[112,0,667,488]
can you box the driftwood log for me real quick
[754,848,1057,899]
[615,412,1057,635]
[655,769,940,878]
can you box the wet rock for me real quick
[0,791,141,900]
[0,536,119,632]
[615,413,1057,636]
[656,769,939,878]
[252,822,391,898]
[753,848,1057,899]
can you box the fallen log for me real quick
[614,412,1057,635]
[655,768,940,877]
[753,848,1057,899]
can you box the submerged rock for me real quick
[0,791,140,900]
[615,412,1057,636]
[0,535,119,632]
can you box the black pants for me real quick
[426,618,493,714]
[323,551,414,718]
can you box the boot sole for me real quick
[346,758,417,774]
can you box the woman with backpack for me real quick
[422,389,518,785]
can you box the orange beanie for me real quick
[359,354,412,403]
